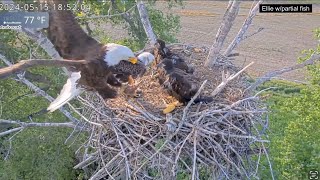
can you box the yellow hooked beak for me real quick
[128,57,138,64]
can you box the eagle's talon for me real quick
[128,75,135,85]
[162,101,180,114]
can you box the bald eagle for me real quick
[44,0,142,112]
[137,52,156,66]
[47,44,139,112]
[155,39,194,74]
[155,39,213,107]
[102,52,155,98]
[105,52,155,87]
[47,52,154,112]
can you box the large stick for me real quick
[0,119,76,137]
[211,62,254,96]
[0,55,80,124]
[247,54,320,92]
[224,0,263,56]
[205,0,241,66]
[0,59,88,79]
[136,1,157,46]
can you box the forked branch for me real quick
[248,54,320,92]
[205,0,241,66]
[211,62,254,96]
[224,0,264,56]
[0,59,88,79]
[0,119,76,137]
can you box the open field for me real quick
[103,2,319,82]
[156,1,320,82]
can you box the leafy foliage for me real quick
[80,0,181,50]
[262,83,320,180]
[259,28,320,179]
[298,27,320,84]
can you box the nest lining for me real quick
[106,45,247,115]
[75,44,269,179]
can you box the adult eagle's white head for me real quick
[104,43,138,66]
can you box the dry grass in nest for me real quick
[74,45,271,179]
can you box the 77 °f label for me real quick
[0,12,49,29]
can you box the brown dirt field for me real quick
[155,1,320,82]
[103,1,319,82]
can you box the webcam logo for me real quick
[309,170,319,180]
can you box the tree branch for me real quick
[0,59,88,79]
[224,0,263,56]
[136,1,157,46]
[247,54,320,92]
[0,127,24,137]
[211,62,254,96]
[205,0,241,66]
[0,54,80,124]
[0,119,76,137]
[111,0,143,41]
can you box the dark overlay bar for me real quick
[0,12,49,29]
[259,4,312,13]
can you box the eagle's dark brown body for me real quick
[154,39,194,74]
[106,61,147,86]
[42,0,138,99]
[155,39,213,104]
[157,59,199,103]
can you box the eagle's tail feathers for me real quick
[193,96,214,104]
[47,72,82,112]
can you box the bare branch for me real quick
[0,119,76,128]
[192,129,198,180]
[0,55,80,124]
[224,0,263,56]
[205,0,241,66]
[0,59,88,79]
[0,119,76,137]
[136,1,157,46]
[248,54,320,92]
[241,27,264,41]
[0,127,24,137]
[211,62,254,96]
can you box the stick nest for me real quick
[74,44,270,179]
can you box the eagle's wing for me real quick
[42,0,103,60]
[47,72,82,112]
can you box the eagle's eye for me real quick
[172,59,176,64]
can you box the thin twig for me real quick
[224,0,263,56]
[211,62,254,96]
[192,129,198,180]
[0,127,24,137]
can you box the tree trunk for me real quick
[205,1,241,66]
